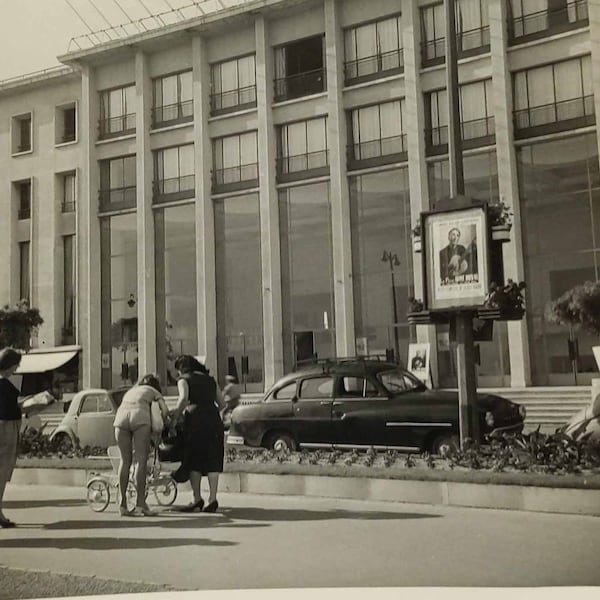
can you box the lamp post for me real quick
[382,250,401,362]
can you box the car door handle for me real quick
[332,401,342,406]
[319,401,330,406]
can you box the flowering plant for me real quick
[488,201,513,227]
[546,281,600,336]
[484,280,526,310]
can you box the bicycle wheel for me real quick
[115,481,138,512]
[152,477,178,506]
[86,478,111,512]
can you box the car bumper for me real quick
[489,422,524,437]
[226,435,245,446]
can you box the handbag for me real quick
[150,401,164,434]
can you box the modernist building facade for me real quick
[1,0,599,396]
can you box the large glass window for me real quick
[513,55,594,137]
[99,85,135,139]
[210,54,257,115]
[278,117,328,180]
[212,131,258,192]
[153,144,195,202]
[344,15,403,83]
[279,182,334,372]
[155,204,198,392]
[349,169,413,364]
[152,70,193,127]
[62,235,76,345]
[101,213,138,389]
[517,133,600,385]
[214,193,264,391]
[100,155,136,211]
[16,180,31,220]
[349,100,407,168]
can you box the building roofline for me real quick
[58,0,296,64]
[0,66,78,95]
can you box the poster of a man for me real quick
[439,227,467,283]
[407,343,431,385]
[424,205,489,310]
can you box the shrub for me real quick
[0,300,44,351]
[546,281,600,336]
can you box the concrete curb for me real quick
[11,467,600,517]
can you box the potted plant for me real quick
[488,201,513,242]
[478,280,526,320]
[412,222,422,253]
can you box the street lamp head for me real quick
[392,255,400,266]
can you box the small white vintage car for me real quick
[50,387,129,449]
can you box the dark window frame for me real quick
[61,171,77,213]
[273,34,326,102]
[212,131,259,194]
[277,116,330,182]
[98,84,136,140]
[152,70,194,128]
[512,55,595,139]
[99,155,137,212]
[343,13,404,85]
[508,0,589,45]
[210,53,257,116]
[153,144,195,203]
[347,99,408,170]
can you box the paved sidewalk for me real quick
[2,483,600,594]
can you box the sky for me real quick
[0,0,250,81]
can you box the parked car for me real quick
[228,358,526,455]
[50,387,129,449]
[559,392,600,443]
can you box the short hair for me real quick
[0,348,22,372]
[174,354,209,375]
[448,228,461,238]
[138,373,161,392]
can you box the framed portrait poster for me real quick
[422,204,489,310]
[407,342,430,385]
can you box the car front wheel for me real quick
[431,434,460,457]
[265,431,298,452]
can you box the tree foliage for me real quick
[0,300,44,351]
[546,281,600,336]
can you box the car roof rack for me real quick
[296,354,397,374]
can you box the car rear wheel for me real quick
[431,434,460,457]
[53,432,74,452]
[265,431,298,452]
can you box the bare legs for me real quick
[189,471,203,504]
[187,471,219,507]
[207,472,219,504]
[0,477,8,520]
[115,425,152,510]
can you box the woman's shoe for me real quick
[180,498,204,513]
[203,500,219,513]
[119,506,132,517]
[0,518,16,528]
[131,505,157,517]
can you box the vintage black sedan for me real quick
[228,358,526,455]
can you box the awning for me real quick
[16,346,81,374]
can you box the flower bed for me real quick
[16,428,600,490]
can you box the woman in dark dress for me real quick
[172,355,225,513]
[0,348,23,528]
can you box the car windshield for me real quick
[377,369,423,394]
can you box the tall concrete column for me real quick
[79,65,102,387]
[324,0,355,358]
[135,50,157,375]
[589,0,600,162]
[192,36,218,376]
[33,169,59,347]
[489,0,531,387]
[256,15,284,387]
[403,0,438,382]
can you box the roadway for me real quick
[1,483,600,594]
